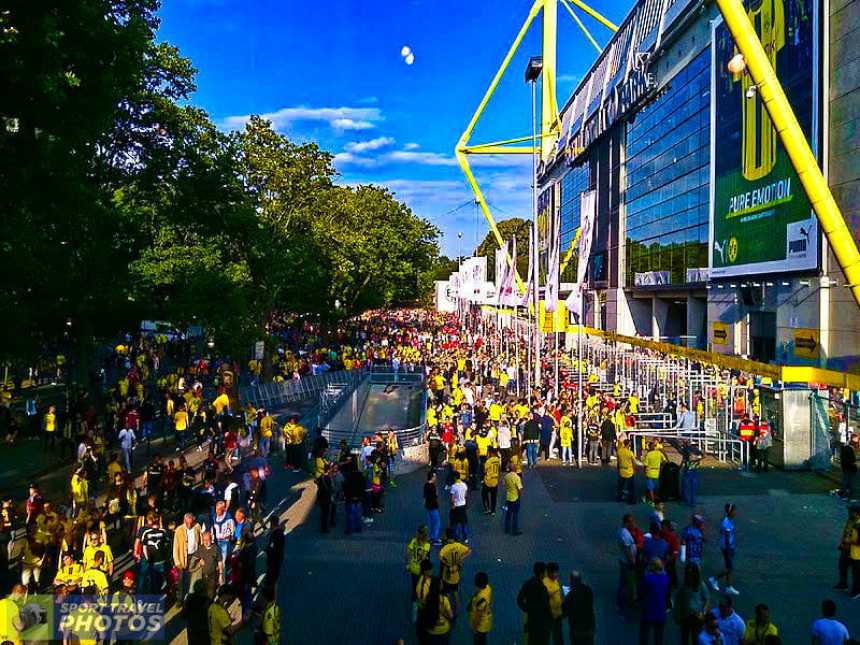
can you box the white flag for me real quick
[576,190,596,286]
[518,229,534,308]
[500,236,518,306]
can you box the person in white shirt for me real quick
[449,473,469,544]
[462,384,475,407]
[118,427,136,471]
[811,599,849,645]
[711,597,745,645]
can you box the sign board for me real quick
[712,322,730,346]
[704,418,717,433]
[792,327,820,359]
[709,0,820,278]
[254,341,265,361]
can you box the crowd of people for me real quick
[0,308,857,644]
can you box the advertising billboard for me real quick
[709,0,819,278]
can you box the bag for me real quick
[658,462,681,501]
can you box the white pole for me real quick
[530,77,541,392]
[577,318,583,468]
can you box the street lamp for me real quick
[525,56,542,389]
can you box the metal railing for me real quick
[240,368,367,410]
[625,428,748,467]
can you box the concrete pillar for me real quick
[652,297,669,341]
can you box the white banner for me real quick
[545,198,561,312]
[576,190,596,285]
[500,236,519,306]
[518,229,534,308]
[494,243,507,291]
[566,283,584,322]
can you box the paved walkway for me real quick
[276,461,860,644]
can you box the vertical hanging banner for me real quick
[565,189,596,322]
[709,0,820,277]
[500,237,519,306]
[545,192,561,312]
[519,230,534,308]
[576,189,596,286]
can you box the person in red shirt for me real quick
[660,519,681,591]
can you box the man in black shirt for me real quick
[840,434,859,499]
[263,518,286,593]
[424,470,441,546]
[517,562,552,645]
[135,513,169,594]
[144,454,164,498]
[562,570,595,644]
[600,412,616,465]
[343,459,365,535]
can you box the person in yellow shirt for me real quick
[559,415,573,465]
[481,448,501,515]
[504,464,523,535]
[82,530,113,576]
[544,562,564,643]
[0,585,26,645]
[467,571,493,642]
[422,577,454,641]
[743,603,779,644]
[54,552,84,591]
[616,438,636,504]
[509,439,523,476]
[406,525,431,621]
[79,552,109,596]
[43,405,57,452]
[71,467,88,517]
[439,528,472,593]
[259,411,275,458]
[174,405,189,449]
[643,441,667,506]
[213,392,230,416]
[628,393,640,415]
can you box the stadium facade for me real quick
[538,0,860,373]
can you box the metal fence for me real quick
[240,368,367,410]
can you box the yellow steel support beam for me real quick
[456,0,543,291]
[462,133,546,151]
[541,0,558,160]
[462,146,537,154]
[560,0,602,54]
[456,0,613,290]
[567,0,618,31]
[715,0,860,308]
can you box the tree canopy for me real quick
[0,0,440,365]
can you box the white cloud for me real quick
[403,142,420,150]
[344,136,395,153]
[331,118,376,131]
[333,148,532,169]
[221,106,384,133]
[558,73,581,83]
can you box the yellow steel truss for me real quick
[455,0,616,289]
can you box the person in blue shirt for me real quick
[681,514,705,568]
[709,503,739,596]
[642,521,669,567]
[639,558,670,644]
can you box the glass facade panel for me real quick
[558,163,590,281]
[625,48,711,287]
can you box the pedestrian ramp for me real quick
[323,379,425,450]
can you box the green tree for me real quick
[0,0,164,367]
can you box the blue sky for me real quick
[157,0,631,256]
